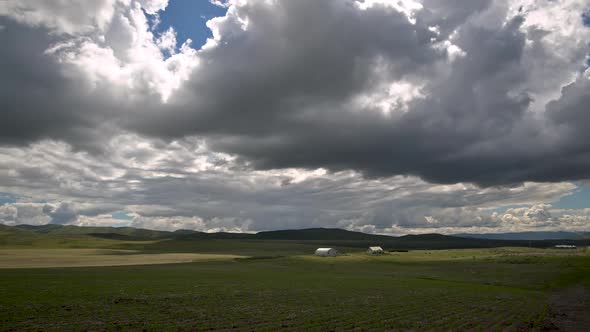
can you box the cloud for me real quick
[138,0,169,15]
[129,215,252,233]
[498,204,590,231]
[1,0,590,232]
[3,0,586,186]
[42,202,78,225]
[0,203,50,226]
[0,135,585,233]
[0,0,120,34]
[0,0,195,147]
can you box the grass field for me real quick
[0,239,588,331]
[0,249,243,268]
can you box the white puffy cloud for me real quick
[0,203,50,226]
[44,1,198,102]
[0,0,120,34]
[512,0,590,113]
[138,0,169,15]
[497,204,590,232]
[129,215,252,233]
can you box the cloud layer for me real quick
[0,135,584,233]
[0,0,589,232]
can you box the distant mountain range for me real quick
[11,224,406,241]
[2,224,589,250]
[453,231,590,241]
[14,224,174,240]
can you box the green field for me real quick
[0,234,588,331]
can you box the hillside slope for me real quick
[453,231,589,241]
[15,224,179,240]
[3,224,590,250]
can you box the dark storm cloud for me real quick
[0,20,105,147]
[417,0,493,36]
[42,202,77,224]
[0,16,158,151]
[130,0,590,186]
[170,13,537,185]
[133,0,444,137]
[0,21,75,144]
[0,0,590,187]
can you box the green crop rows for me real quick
[0,247,588,331]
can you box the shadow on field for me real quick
[539,286,590,331]
[234,256,285,261]
[95,249,142,255]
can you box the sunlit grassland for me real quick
[0,243,588,331]
[0,249,244,268]
[0,229,158,249]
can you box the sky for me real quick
[0,0,590,235]
[153,0,227,49]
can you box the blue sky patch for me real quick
[0,192,18,205]
[153,0,227,49]
[554,184,590,210]
[483,205,528,215]
[583,12,590,27]
[111,211,134,221]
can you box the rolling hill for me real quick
[4,224,590,250]
[453,231,590,241]
[255,228,393,240]
[15,224,183,240]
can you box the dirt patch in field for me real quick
[0,249,245,268]
[540,286,590,331]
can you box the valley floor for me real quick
[0,245,588,331]
[0,249,243,268]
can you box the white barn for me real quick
[315,248,338,256]
[367,246,384,254]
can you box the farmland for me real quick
[0,230,588,331]
[0,249,243,269]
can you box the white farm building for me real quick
[315,248,338,256]
[367,246,384,254]
[554,244,577,249]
